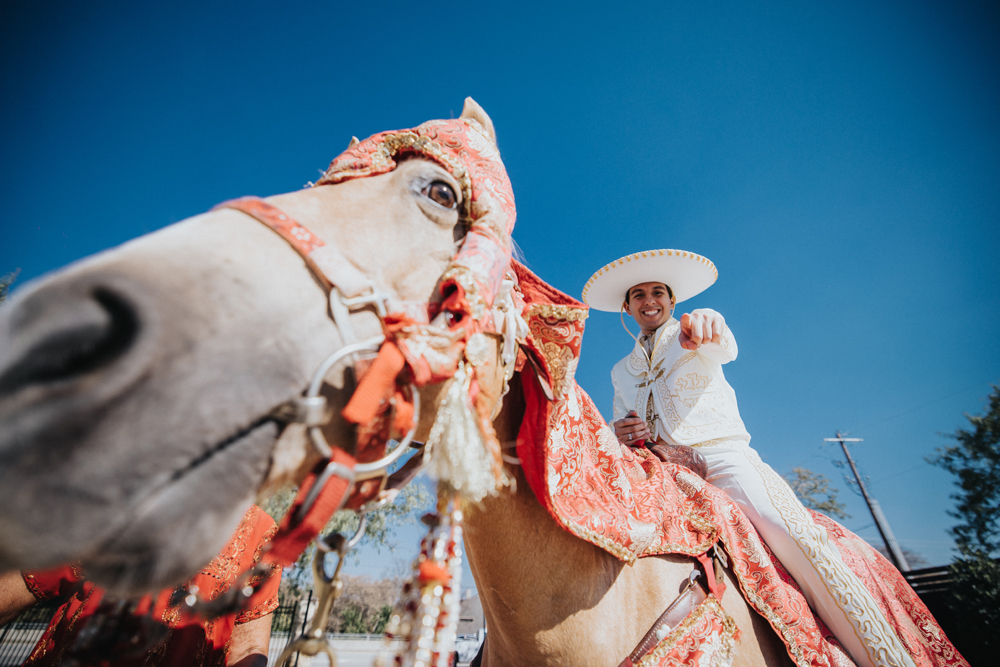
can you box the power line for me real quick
[824,432,910,572]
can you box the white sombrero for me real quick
[582,249,718,312]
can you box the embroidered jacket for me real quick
[611,317,750,446]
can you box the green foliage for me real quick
[0,269,19,303]
[783,467,850,519]
[336,602,392,634]
[263,478,433,599]
[946,549,1000,653]
[372,604,392,634]
[338,605,366,633]
[929,385,1000,661]
[929,385,1000,556]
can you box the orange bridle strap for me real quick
[213,196,417,567]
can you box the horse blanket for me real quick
[510,261,966,667]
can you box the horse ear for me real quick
[461,97,497,146]
[347,136,360,149]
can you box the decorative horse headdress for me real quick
[317,105,521,507]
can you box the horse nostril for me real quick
[0,287,140,395]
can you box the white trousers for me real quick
[695,439,916,667]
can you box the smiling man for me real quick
[582,249,919,667]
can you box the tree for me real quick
[330,574,397,634]
[0,269,18,304]
[929,384,1000,661]
[263,479,433,601]
[783,467,850,519]
[930,385,1000,556]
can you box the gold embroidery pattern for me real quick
[619,319,748,446]
[24,587,98,667]
[440,265,487,321]
[636,597,737,667]
[528,313,586,399]
[543,390,722,563]
[319,130,473,222]
[740,449,917,667]
[520,271,916,667]
[628,320,680,372]
[140,632,171,667]
[582,249,719,305]
[714,522,822,667]
[526,303,589,322]
[198,507,259,598]
[688,438,734,449]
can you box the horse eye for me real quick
[423,181,457,209]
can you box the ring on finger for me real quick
[628,433,633,441]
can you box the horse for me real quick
[0,100,842,667]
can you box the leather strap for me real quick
[618,571,709,667]
[214,197,374,298]
[264,447,357,568]
[696,548,727,599]
[214,197,431,322]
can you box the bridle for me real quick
[166,110,521,667]
[178,193,495,666]
[211,197,427,531]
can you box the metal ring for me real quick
[345,514,369,550]
[303,336,384,458]
[628,433,633,441]
[307,336,385,398]
[304,335,420,480]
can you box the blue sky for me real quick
[2,0,998,582]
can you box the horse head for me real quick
[0,99,517,596]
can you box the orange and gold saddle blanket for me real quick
[510,261,966,667]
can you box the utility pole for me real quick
[824,432,910,572]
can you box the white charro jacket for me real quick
[611,317,751,447]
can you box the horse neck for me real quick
[462,374,628,662]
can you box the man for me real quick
[582,249,917,667]
[0,504,279,667]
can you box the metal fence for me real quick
[0,601,59,667]
[267,592,315,667]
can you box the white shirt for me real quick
[611,317,750,447]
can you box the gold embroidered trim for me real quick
[635,597,738,667]
[526,303,589,322]
[739,449,916,667]
[582,249,719,304]
[440,265,487,321]
[319,130,473,220]
[561,499,719,564]
[715,522,819,667]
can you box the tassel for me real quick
[423,361,506,502]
